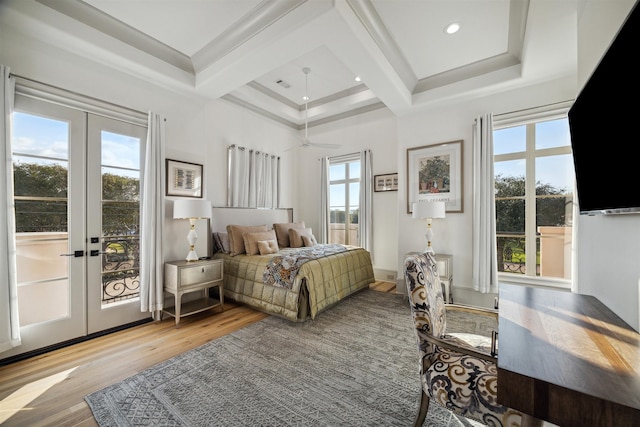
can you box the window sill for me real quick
[498,273,571,291]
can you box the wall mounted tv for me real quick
[568,1,639,215]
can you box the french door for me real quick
[3,94,149,359]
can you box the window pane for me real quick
[348,161,360,178]
[102,167,139,202]
[13,112,69,160]
[496,198,525,234]
[535,119,570,150]
[101,131,140,169]
[497,235,526,275]
[495,160,525,197]
[494,126,525,155]
[536,154,574,196]
[14,157,68,198]
[329,164,345,180]
[349,182,359,205]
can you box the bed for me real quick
[210,207,375,321]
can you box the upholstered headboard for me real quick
[210,207,293,233]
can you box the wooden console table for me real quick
[497,284,640,427]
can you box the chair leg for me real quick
[413,389,430,427]
[521,413,543,427]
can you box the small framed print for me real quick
[166,159,203,198]
[374,173,398,192]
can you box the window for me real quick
[328,154,361,246]
[493,113,574,286]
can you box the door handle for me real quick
[61,250,85,257]
[90,250,111,256]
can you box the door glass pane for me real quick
[12,113,70,326]
[100,131,141,306]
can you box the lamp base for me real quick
[185,220,199,261]
[185,248,199,262]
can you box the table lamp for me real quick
[173,199,211,261]
[412,201,446,253]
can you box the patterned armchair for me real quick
[404,251,542,427]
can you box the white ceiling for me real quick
[14,0,578,129]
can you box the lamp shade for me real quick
[412,201,446,219]
[173,199,211,220]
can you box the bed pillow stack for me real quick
[289,227,316,248]
[273,221,305,247]
[243,229,278,255]
[226,224,269,256]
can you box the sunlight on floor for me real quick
[0,366,78,424]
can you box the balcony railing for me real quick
[101,235,140,304]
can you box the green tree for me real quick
[495,173,570,270]
[13,162,139,235]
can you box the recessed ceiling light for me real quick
[445,22,460,34]
[355,76,361,82]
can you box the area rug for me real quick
[86,290,483,426]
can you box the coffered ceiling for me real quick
[8,0,578,129]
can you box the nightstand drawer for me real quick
[179,262,222,287]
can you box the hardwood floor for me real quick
[0,282,397,427]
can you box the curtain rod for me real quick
[494,100,574,118]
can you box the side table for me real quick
[163,259,224,327]
[435,254,453,303]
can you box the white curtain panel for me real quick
[319,156,329,244]
[359,150,373,252]
[0,65,20,352]
[472,113,499,293]
[227,145,249,207]
[139,112,165,317]
[227,145,279,208]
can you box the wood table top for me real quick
[497,284,640,427]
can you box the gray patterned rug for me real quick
[85,290,484,426]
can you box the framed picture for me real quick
[406,140,463,213]
[166,159,203,198]
[374,173,398,192]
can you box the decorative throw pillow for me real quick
[289,227,313,248]
[212,232,230,253]
[273,221,305,247]
[257,239,279,255]
[243,230,277,255]
[227,224,268,256]
[302,234,317,247]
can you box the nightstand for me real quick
[163,259,224,327]
[435,254,453,304]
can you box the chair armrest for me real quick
[445,304,498,321]
[416,330,497,363]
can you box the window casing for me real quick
[493,104,574,289]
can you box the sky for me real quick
[12,112,140,178]
[494,118,574,193]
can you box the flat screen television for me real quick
[568,1,639,215]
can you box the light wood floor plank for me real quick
[0,283,394,427]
